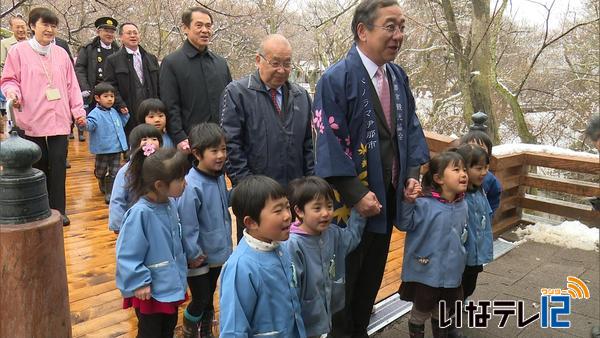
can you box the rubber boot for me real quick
[97,176,106,194]
[182,316,200,338]
[78,126,86,142]
[431,318,449,338]
[104,176,115,204]
[408,322,425,338]
[199,310,215,338]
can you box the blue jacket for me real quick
[162,132,175,149]
[220,71,314,187]
[115,197,188,302]
[397,196,468,288]
[109,162,132,231]
[86,105,129,154]
[284,209,365,336]
[482,172,502,217]
[219,238,306,338]
[177,167,232,265]
[465,188,494,266]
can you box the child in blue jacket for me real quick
[284,176,365,337]
[86,82,129,203]
[115,145,191,337]
[219,175,306,338]
[460,131,503,217]
[455,145,494,301]
[397,152,469,338]
[137,98,175,149]
[177,123,232,338]
[108,124,163,233]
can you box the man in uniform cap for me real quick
[74,16,120,141]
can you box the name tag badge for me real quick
[45,87,61,101]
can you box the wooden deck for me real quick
[63,134,405,337]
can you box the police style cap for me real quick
[95,17,118,30]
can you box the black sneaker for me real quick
[62,215,71,226]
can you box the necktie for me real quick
[376,66,392,129]
[133,51,144,84]
[376,66,399,188]
[269,88,281,116]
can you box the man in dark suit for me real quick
[160,7,231,152]
[104,22,159,138]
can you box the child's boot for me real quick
[199,310,215,338]
[431,318,449,338]
[182,315,200,338]
[77,125,85,142]
[97,176,105,194]
[408,322,425,338]
[104,176,115,204]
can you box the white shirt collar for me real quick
[125,46,139,55]
[243,229,280,252]
[356,45,386,79]
[264,84,282,94]
[100,41,112,49]
[29,38,52,56]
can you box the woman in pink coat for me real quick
[1,7,86,226]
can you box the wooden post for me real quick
[0,211,72,337]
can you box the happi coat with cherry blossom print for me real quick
[313,44,430,234]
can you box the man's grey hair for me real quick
[9,15,26,27]
[351,0,400,41]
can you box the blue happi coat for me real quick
[313,44,430,233]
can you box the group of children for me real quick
[89,76,503,337]
[85,82,173,204]
[399,133,501,338]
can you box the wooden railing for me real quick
[424,131,600,236]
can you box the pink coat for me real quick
[1,41,85,137]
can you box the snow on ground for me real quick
[514,220,599,252]
[493,143,599,159]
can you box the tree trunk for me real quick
[470,0,499,142]
[494,80,537,143]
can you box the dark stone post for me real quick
[470,111,488,132]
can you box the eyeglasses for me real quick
[368,23,404,35]
[259,53,292,70]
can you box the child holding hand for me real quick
[397,152,469,338]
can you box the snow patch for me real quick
[514,221,599,252]
[493,143,599,159]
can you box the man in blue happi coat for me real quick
[313,1,430,336]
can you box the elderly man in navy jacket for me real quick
[220,34,314,241]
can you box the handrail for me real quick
[423,131,600,235]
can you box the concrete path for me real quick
[373,241,599,337]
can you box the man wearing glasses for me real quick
[160,6,232,152]
[313,1,429,337]
[104,22,159,138]
[220,34,314,241]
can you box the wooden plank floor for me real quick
[63,133,405,337]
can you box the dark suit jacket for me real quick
[54,37,73,62]
[104,46,159,128]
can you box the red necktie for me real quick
[269,88,281,116]
[376,66,398,188]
